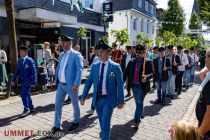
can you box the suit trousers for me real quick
[54,83,80,128]
[95,97,114,140]
[175,71,184,93]
[21,85,34,112]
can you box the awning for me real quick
[17,7,77,25]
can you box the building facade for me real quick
[0,0,106,61]
[108,0,157,47]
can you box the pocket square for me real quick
[109,72,115,77]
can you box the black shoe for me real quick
[177,91,181,95]
[170,95,174,99]
[30,108,36,113]
[152,85,157,89]
[154,100,161,104]
[64,99,71,105]
[182,85,186,88]
[125,93,131,98]
[161,102,166,106]
[186,86,189,90]
[68,122,79,131]
[20,111,30,118]
[166,94,170,97]
[131,120,140,128]
[51,127,60,134]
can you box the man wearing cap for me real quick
[80,42,124,140]
[175,46,189,95]
[189,46,198,86]
[166,45,181,99]
[124,45,153,127]
[51,34,83,133]
[153,47,171,105]
[11,46,37,117]
[150,46,159,88]
[121,45,134,97]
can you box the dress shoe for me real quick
[51,127,60,134]
[170,95,174,99]
[131,120,140,128]
[68,122,79,131]
[161,102,166,106]
[20,111,30,118]
[63,99,71,105]
[166,94,170,97]
[154,100,161,104]
[30,108,36,113]
[86,109,94,115]
[125,93,131,98]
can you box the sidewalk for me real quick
[0,81,199,140]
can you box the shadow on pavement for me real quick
[110,120,138,140]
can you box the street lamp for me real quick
[101,11,109,36]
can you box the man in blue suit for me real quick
[80,41,124,140]
[51,34,83,134]
[12,46,37,118]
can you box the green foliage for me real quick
[160,0,185,37]
[111,29,130,47]
[189,12,202,29]
[199,0,210,27]
[77,27,87,38]
[162,31,176,45]
[135,32,143,44]
[102,35,109,44]
[155,37,163,47]
[182,36,193,49]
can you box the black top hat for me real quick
[190,46,194,50]
[158,47,165,52]
[177,46,183,50]
[18,45,30,52]
[135,45,145,54]
[61,34,73,41]
[126,46,132,50]
[167,45,174,49]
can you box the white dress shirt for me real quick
[99,60,109,95]
[22,56,28,65]
[178,53,189,71]
[125,53,132,68]
[189,53,199,64]
[58,49,71,83]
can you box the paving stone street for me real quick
[0,72,200,140]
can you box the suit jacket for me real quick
[81,60,124,108]
[12,56,37,86]
[153,56,171,81]
[121,53,134,72]
[55,49,83,92]
[167,54,181,75]
[123,58,153,94]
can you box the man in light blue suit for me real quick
[51,34,83,134]
[80,41,124,140]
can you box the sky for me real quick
[156,0,210,41]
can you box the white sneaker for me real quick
[86,109,94,115]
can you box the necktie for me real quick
[98,63,105,96]
[133,60,141,84]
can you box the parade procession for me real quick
[0,0,210,140]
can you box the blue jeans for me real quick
[54,83,80,128]
[132,84,145,124]
[156,75,167,103]
[166,71,176,95]
[95,97,114,140]
[190,66,195,84]
[183,69,191,86]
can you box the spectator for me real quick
[47,58,55,89]
[0,43,8,86]
[38,61,48,93]
[196,49,210,139]
[88,47,95,66]
[43,42,52,63]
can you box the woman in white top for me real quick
[0,44,7,63]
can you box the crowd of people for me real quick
[8,34,210,140]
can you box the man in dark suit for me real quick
[12,46,37,118]
[121,45,134,97]
[166,45,181,99]
[153,47,171,105]
[124,45,153,127]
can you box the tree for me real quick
[162,31,176,45]
[5,0,18,73]
[102,35,109,44]
[199,0,210,27]
[160,0,185,37]
[76,27,87,45]
[135,32,143,45]
[111,29,130,47]
[155,37,163,47]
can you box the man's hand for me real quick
[117,104,124,109]
[72,86,78,93]
[80,99,85,105]
[141,75,147,83]
[173,62,177,66]
[163,67,167,71]
[11,82,15,87]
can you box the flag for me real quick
[70,0,83,13]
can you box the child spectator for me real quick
[47,58,55,88]
[39,61,48,93]
[169,120,199,140]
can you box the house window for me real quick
[147,20,149,33]
[138,0,142,8]
[151,5,154,15]
[133,18,137,30]
[145,1,148,12]
[85,0,93,9]
[141,19,144,32]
